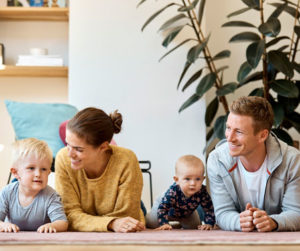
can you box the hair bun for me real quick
[109,110,122,134]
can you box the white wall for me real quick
[69,0,206,209]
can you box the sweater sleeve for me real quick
[199,186,215,226]
[55,148,116,232]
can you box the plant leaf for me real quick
[294,25,300,37]
[242,0,260,9]
[246,40,265,68]
[266,36,290,48]
[227,7,252,18]
[222,21,256,28]
[271,102,285,127]
[268,50,294,78]
[229,32,261,43]
[268,2,287,19]
[216,66,229,73]
[178,0,199,12]
[292,62,300,74]
[203,128,217,154]
[141,3,176,31]
[205,97,219,127]
[177,61,191,89]
[237,61,252,82]
[249,87,264,96]
[159,14,187,31]
[162,25,185,48]
[238,71,263,87]
[195,73,217,97]
[187,35,210,63]
[182,69,203,92]
[216,82,238,96]
[278,95,299,113]
[212,50,231,61]
[159,39,194,62]
[271,80,299,98]
[214,115,227,140]
[137,0,147,8]
[178,93,200,113]
[286,111,300,134]
[272,128,294,146]
[198,0,206,27]
[258,17,281,37]
[270,3,300,19]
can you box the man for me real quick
[207,96,300,232]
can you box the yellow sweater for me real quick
[55,145,145,232]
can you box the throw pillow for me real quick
[5,100,78,157]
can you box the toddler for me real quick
[146,155,215,230]
[0,138,68,233]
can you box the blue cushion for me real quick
[5,100,78,157]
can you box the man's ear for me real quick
[259,129,269,143]
[173,176,178,183]
[10,167,20,180]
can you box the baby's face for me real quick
[14,154,51,193]
[174,164,205,198]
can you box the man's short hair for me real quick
[12,138,53,168]
[230,96,274,134]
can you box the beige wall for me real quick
[0,19,68,189]
[0,78,68,189]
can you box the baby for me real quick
[146,155,215,230]
[0,138,68,233]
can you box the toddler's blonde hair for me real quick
[11,138,53,168]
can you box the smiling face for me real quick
[174,158,205,198]
[225,112,268,159]
[12,154,51,194]
[65,129,103,172]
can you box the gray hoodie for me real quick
[207,133,300,231]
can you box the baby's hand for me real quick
[198,224,213,230]
[155,224,173,230]
[0,222,19,233]
[37,223,57,233]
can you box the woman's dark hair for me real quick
[67,107,122,147]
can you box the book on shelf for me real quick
[16,55,64,66]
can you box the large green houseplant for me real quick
[138,0,300,150]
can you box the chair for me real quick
[139,160,153,207]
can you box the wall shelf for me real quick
[0,7,69,21]
[0,65,68,77]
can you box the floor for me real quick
[0,245,299,251]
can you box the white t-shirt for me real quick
[237,157,268,209]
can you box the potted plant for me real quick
[138,0,300,151]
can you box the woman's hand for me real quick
[108,217,145,233]
[155,224,172,230]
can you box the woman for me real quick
[55,107,145,232]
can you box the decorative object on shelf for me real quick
[29,0,43,6]
[0,43,4,65]
[51,0,58,7]
[43,0,48,7]
[0,0,7,7]
[17,0,29,6]
[139,0,300,149]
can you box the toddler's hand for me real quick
[198,224,213,230]
[0,222,19,233]
[155,224,172,230]
[37,223,57,233]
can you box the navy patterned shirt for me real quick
[157,183,215,226]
